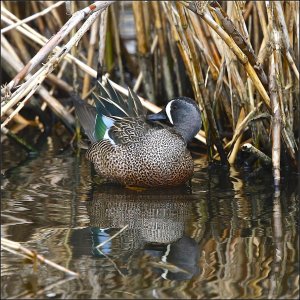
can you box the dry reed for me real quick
[1,237,79,276]
[1,1,299,188]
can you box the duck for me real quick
[74,79,202,187]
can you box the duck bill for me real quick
[146,110,167,121]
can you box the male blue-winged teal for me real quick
[74,80,202,187]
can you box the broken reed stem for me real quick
[176,2,228,164]
[1,1,297,174]
[1,1,115,95]
[269,25,282,187]
[111,5,125,86]
[1,2,114,120]
[0,8,89,81]
[98,7,108,68]
[181,1,271,109]
[1,4,107,88]
[132,1,155,102]
[2,127,38,153]
[82,15,99,98]
[133,35,158,92]
[265,2,297,164]
[211,2,268,89]
[274,2,299,80]
[225,102,264,151]
[269,55,281,188]
[1,42,75,130]
[4,28,207,146]
[228,107,245,164]
[242,143,272,166]
[1,237,79,277]
[1,1,65,34]
[152,1,175,99]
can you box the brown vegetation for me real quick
[1,1,299,188]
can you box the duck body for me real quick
[74,80,201,187]
[87,121,194,187]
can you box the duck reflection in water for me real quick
[83,184,202,281]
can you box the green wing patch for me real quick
[94,115,107,141]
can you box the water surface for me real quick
[1,135,299,299]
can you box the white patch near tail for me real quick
[102,115,116,145]
[161,244,171,279]
[103,131,115,145]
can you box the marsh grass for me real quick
[1,1,299,187]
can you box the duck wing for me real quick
[75,79,148,144]
[108,117,152,145]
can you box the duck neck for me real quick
[174,123,198,143]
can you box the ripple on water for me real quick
[1,140,299,299]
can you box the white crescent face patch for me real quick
[165,100,174,124]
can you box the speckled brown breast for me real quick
[86,128,194,187]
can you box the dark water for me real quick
[1,135,299,299]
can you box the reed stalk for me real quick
[1,43,75,130]
[111,5,125,85]
[152,2,175,99]
[176,2,228,163]
[1,237,79,276]
[132,1,155,102]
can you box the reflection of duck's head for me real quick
[146,235,200,281]
[86,186,196,252]
[162,236,200,280]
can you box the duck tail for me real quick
[73,93,98,143]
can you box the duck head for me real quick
[147,97,202,142]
